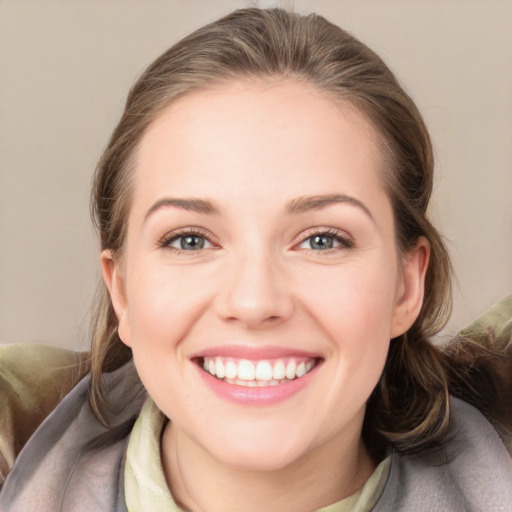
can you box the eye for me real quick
[160,230,214,252]
[297,229,354,252]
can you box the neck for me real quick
[161,421,375,512]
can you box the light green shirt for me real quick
[125,397,390,512]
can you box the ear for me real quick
[101,249,132,347]
[390,237,430,338]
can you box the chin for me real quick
[217,449,302,473]
[201,429,310,472]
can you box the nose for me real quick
[214,250,294,330]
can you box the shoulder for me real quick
[447,396,512,485]
[0,343,89,485]
[0,358,145,511]
[446,294,512,453]
[375,396,512,511]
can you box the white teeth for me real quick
[215,359,225,379]
[272,360,286,380]
[237,359,255,381]
[255,361,273,380]
[225,360,237,379]
[296,362,306,377]
[285,360,297,380]
[202,356,317,385]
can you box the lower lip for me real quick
[195,362,320,405]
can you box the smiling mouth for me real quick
[198,356,321,387]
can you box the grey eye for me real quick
[181,235,204,250]
[306,235,339,251]
[297,230,355,252]
[168,234,211,250]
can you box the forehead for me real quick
[132,80,387,213]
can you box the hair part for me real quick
[90,8,453,454]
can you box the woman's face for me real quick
[103,80,426,471]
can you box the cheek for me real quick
[123,264,212,406]
[124,260,215,351]
[299,258,397,397]
[299,258,399,341]
[287,263,395,444]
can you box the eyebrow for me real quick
[144,198,220,221]
[144,193,373,222]
[286,194,374,221]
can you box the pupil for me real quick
[311,235,333,250]
[181,235,204,250]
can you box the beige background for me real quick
[1,0,511,350]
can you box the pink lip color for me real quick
[195,360,320,406]
[191,345,320,360]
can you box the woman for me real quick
[1,8,511,511]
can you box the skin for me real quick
[102,80,428,512]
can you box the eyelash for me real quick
[158,227,354,255]
[158,228,215,255]
[296,227,355,253]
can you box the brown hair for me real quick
[90,8,453,455]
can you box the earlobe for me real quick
[100,250,132,347]
[390,237,430,338]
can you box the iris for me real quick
[310,235,334,250]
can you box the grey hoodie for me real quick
[1,361,511,512]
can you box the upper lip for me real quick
[190,345,322,360]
